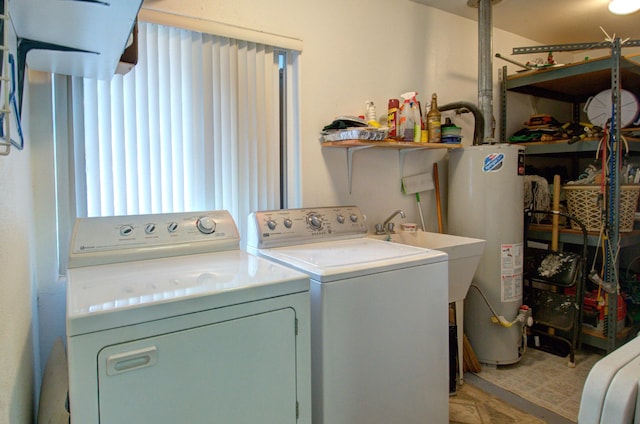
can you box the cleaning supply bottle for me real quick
[387,98,400,139]
[427,92,441,143]
[412,97,422,143]
[399,92,417,141]
[365,100,380,127]
[418,101,427,142]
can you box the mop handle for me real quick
[433,163,443,233]
[551,174,561,251]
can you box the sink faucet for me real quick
[378,209,406,235]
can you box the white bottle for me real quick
[399,92,417,141]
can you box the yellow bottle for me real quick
[427,93,441,143]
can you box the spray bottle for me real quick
[399,92,418,141]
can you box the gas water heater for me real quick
[448,144,525,365]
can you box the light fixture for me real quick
[608,0,640,15]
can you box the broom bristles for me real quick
[463,333,482,373]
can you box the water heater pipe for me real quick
[439,101,485,146]
[468,0,500,141]
[478,0,494,141]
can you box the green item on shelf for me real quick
[509,132,543,143]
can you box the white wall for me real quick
[0,145,36,424]
[0,30,36,423]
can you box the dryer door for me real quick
[97,308,298,424]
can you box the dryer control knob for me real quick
[267,219,277,230]
[145,223,156,234]
[336,214,345,224]
[196,216,216,234]
[350,214,358,223]
[120,225,134,237]
[308,214,322,230]
[284,218,293,228]
[167,222,179,233]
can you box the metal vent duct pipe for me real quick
[451,1,524,367]
[468,0,501,142]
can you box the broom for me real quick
[463,334,482,373]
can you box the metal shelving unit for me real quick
[500,40,640,353]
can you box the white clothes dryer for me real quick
[66,210,311,424]
[247,206,449,424]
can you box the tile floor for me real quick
[450,346,604,423]
[453,373,576,423]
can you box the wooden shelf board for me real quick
[518,131,640,145]
[513,136,640,154]
[529,223,640,236]
[321,140,462,149]
[506,54,640,103]
[527,224,640,247]
[583,325,633,341]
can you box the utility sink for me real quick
[370,230,486,303]
[370,230,486,386]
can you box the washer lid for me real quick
[66,250,309,336]
[257,237,447,282]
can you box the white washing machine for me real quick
[247,206,449,424]
[66,210,311,424]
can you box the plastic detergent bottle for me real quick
[399,92,417,141]
[411,96,422,143]
[427,93,441,143]
[365,100,380,127]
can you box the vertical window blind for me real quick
[68,22,294,243]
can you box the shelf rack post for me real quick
[605,37,622,353]
[500,65,507,143]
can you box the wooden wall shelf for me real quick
[321,140,462,149]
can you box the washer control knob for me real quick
[267,219,277,230]
[120,225,134,237]
[350,213,358,223]
[145,223,156,234]
[308,214,322,230]
[167,222,179,233]
[196,216,216,234]
[284,218,293,229]
[336,214,345,224]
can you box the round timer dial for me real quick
[196,216,216,234]
[307,213,323,231]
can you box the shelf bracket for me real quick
[17,38,98,115]
[398,147,427,174]
[346,146,372,194]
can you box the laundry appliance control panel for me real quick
[69,210,240,268]
[247,205,367,248]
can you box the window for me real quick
[55,22,300,262]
